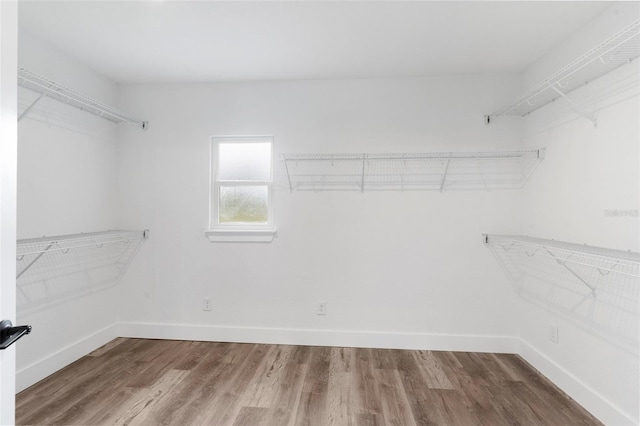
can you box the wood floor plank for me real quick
[452,352,492,388]
[331,347,355,373]
[124,339,193,388]
[86,337,127,357]
[143,341,236,425]
[355,412,384,426]
[394,351,450,425]
[197,344,272,426]
[490,352,528,381]
[17,339,153,425]
[499,354,598,424]
[172,340,213,371]
[437,389,483,426]
[232,407,269,426]
[16,338,603,426]
[217,345,295,426]
[474,352,520,385]
[456,377,510,426]
[326,348,356,426]
[264,363,308,426]
[287,345,312,366]
[113,369,189,426]
[413,350,454,390]
[82,386,140,425]
[171,343,263,426]
[326,372,355,426]
[353,349,384,420]
[430,350,466,390]
[241,344,294,408]
[42,342,168,424]
[489,381,552,426]
[373,368,416,426]
[371,348,396,370]
[294,347,331,425]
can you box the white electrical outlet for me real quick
[203,297,212,311]
[550,324,559,343]
[317,301,327,316]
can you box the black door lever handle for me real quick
[0,320,32,350]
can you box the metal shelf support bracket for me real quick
[440,160,451,192]
[18,92,45,122]
[549,84,598,127]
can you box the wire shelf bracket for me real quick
[282,149,544,192]
[486,19,640,126]
[17,68,148,130]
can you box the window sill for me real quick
[205,228,277,243]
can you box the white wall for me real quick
[15,31,121,391]
[515,3,639,424]
[115,74,524,351]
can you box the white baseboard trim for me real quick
[118,321,519,353]
[15,324,118,393]
[518,339,637,426]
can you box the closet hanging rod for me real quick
[17,68,148,130]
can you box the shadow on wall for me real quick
[486,235,639,355]
[16,230,147,315]
[18,88,121,141]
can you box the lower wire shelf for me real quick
[16,229,149,313]
[483,234,640,351]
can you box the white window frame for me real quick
[206,135,276,243]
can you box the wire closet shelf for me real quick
[16,230,149,313]
[16,230,149,278]
[483,234,639,351]
[282,150,544,192]
[483,234,640,291]
[17,67,148,129]
[486,19,640,123]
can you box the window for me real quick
[207,136,275,242]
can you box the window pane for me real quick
[218,142,271,181]
[219,186,269,223]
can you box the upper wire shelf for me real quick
[282,149,544,192]
[486,19,640,124]
[17,68,148,129]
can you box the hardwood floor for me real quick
[16,338,602,426]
